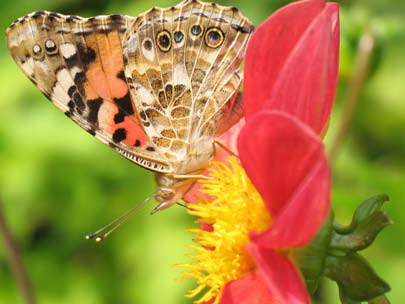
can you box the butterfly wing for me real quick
[189,5,253,140]
[123,0,253,168]
[6,11,171,172]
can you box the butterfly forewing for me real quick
[6,11,171,172]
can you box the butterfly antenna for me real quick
[85,195,154,243]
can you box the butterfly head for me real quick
[152,173,196,213]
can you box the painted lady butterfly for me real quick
[6,0,253,214]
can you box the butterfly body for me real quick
[6,0,253,211]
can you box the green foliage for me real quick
[0,0,404,303]
[298,195,392,303]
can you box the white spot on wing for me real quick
[97,101,116,131]
[33,44,41,54]
[56,68,74,88]
[21,57,35,75]
[60,43,76,59]
[126,35,138,56]
[141,39,155,62]
[136,86,155,104]
[52,84,70,107]
[173,64,189,84]
[52,68,74,106]
[7,36,19,48]
[45,40,56,50]
[70,66,82,78]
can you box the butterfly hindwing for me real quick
[6,11,171,172]
[123,0,253,165]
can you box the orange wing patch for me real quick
[6,11,171,172]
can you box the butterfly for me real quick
[6,0,253,215]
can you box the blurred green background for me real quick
[0,0,404,303]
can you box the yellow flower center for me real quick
[178,156,272,304]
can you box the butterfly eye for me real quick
[190,24,204,37]
[205,27,224,48]
[156,30,171,52]
[45,39,58,54]
[173,31,184,43]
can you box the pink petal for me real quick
[219,271,277,304]
[252,156,329,249]
[216,118,245,160]
[247,244,310,304]
[244,0,339,135]
[238,111,330,248]
[244,0,326,116]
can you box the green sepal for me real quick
[331,208,392,251]
[333,194,390,235]
[297,194,392,303]
[325,253,390,302]
[296,212,334,293]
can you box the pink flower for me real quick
[180,1,339,303]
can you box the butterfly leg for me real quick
[171,174,214,180]
[176,202,188,209]
[213,140,239,159]
[151,199,189,214]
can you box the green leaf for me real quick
[325,253,390,302]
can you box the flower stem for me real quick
[328,25,375,161]
[0,198,36,304]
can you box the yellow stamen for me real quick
[178,156,272,304]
